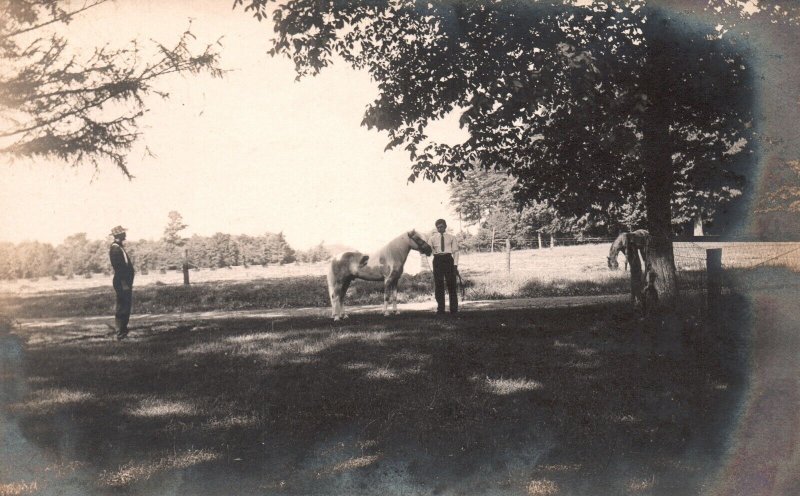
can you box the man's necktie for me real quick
[440,234,445,252]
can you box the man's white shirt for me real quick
[427,232,460,265]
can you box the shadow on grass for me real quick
[0,274,435,319]
[4,298,751,495]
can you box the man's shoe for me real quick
[116,332,128,341]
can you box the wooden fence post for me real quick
[550,234,555,249]
[506,238,511,273]
[182,249,190,286]
[537,232,542,249]
[707,248,722,310]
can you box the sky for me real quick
[0,0,465,252]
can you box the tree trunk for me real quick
[641,10,680,309]
[642,115,679,309]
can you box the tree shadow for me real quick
[5,301,751,495]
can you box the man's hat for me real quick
[110,225,127,237]
[435,219,447,227]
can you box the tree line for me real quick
[0,228,331,281]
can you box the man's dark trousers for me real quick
[113,278,132,336]
[433,254,458,313]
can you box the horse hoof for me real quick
[383,312,391,317]
[342,314,349,320]
[333,316,340,322]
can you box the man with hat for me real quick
[109,226,134,340]
[427,219,460,314]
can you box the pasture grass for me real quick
[4,264,796,321]
[0,267,633,319]
[3,242,800,320]
[1,295,751,495]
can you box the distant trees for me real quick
[57,233,105,276]
[450,170,643,250]
[754,160,800,239]
[0,229,308,281]
[295,242,331,263]
[163,211,188,247]
[450,167,735,249]
[0,0,223,177]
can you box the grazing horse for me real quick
[607,229,649,271]
[327,230,433,321]
[607,229,651,307]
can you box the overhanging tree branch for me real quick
[1,2,224,177]
[0,0,108,41]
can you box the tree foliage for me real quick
[163,210,188,247]
[236,0,752,214]
[235,0,780,306]
[448,170,557,243]
[0,0,223,177]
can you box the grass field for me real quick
[2,240,799,495]
[4,241,800,320]
[1,294,755,495]
[3,241,799,297]
[0,244,634,319]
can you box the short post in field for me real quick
[706,248,722,310]
[183,249,191,286]
[506,238,511,273]
[537,232,542,249]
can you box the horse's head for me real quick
[607,256,619,270]
[408,230,433,256]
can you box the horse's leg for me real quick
[327,269,340,320]
[627,246,643,307]
[384,273,400,315]
[340,278,352,319]
[383,278,390,316]
[383,276,397,316]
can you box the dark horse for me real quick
[326,230,432,321]
[607,230,652,307]
[607,229,649,271]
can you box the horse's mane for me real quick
[608,232,628,259]
[609,230,649,257]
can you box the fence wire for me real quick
[442,240,800,298]
[675,241,800,292]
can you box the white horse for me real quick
[327,230,433,321]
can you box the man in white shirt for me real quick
[427,219,459,314]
